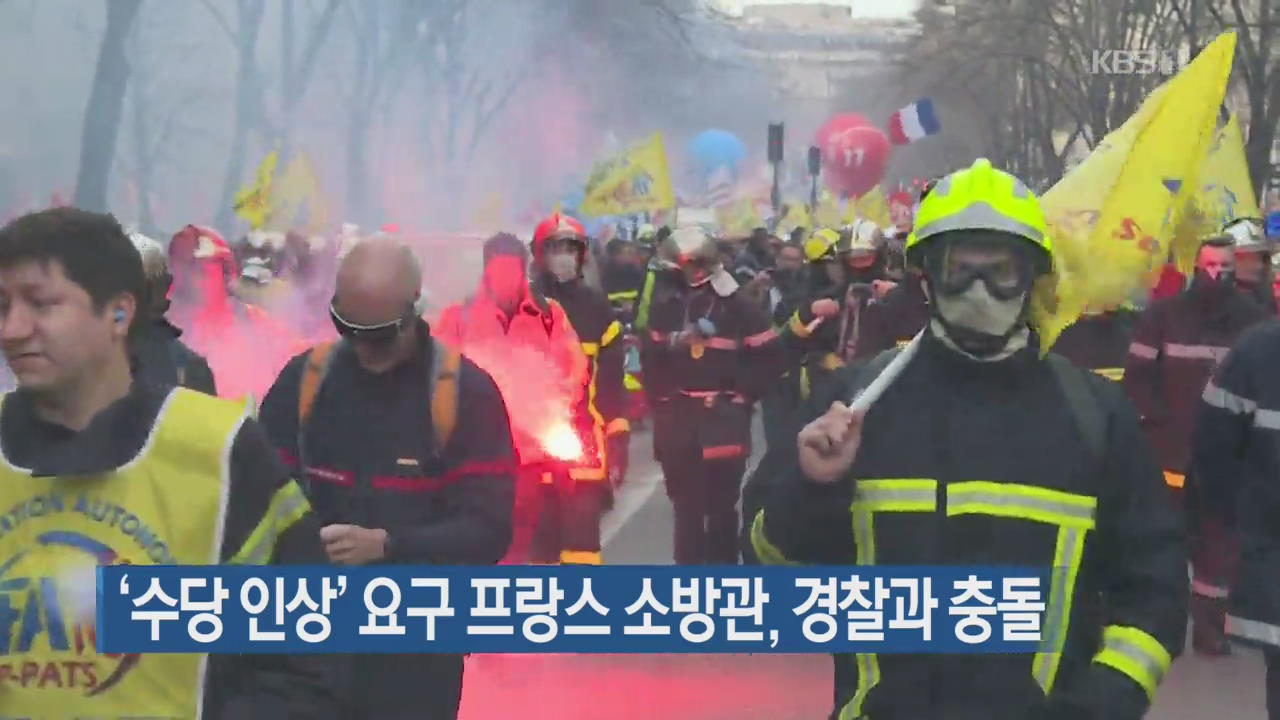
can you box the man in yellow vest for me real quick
[258,235,516,720]
[0,208,336,718]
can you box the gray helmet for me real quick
[129,231,168,280]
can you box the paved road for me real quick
[460,422,1268,719]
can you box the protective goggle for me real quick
[329,303,412,347]
[928,239,1035,301]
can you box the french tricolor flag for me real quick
[888,98,941,145]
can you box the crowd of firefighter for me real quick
[5,157,1280,718]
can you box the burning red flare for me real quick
[540,423,584,462]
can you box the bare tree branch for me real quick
[197,0,237,45]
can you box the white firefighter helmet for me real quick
[128,231,168,279]
[664,225,720,265]
[1223,217,1267,253]
[245,230,286,251]
[846,218,880,256]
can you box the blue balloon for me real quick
[688,129,747,180]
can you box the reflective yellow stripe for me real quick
[605,417,630,436]
[1092,625,1171,701]
[946,481,1096,530]
[608,290,639,302]
[799,365,811,401]
[581,342,599,356]
[946,481,1096,695]
[635,272,656,331]
[789,311,813,338]
[818,352,845,371]
[624,373,643,391]
[560,549,602,565]
[601,320,623,347]
[1164,471,1185,488]
[750,511,797,565]
[228,480,311,565]
[1093,367,1125,382]
[841,479,938,717]
[855,478,938,512]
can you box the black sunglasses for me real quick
[329,303,411,345]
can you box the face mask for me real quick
[932,280,1028,358]
[1192,267,1235,302]
[546,252,578,282]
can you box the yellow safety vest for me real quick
[0,387,246,719]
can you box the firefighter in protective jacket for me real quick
[434,233,590,565]
[754,159,1186,720]
[1123,234,1267,654]
[528,213,629,563]
[1193,320,1280,717]
[642,226,784,565]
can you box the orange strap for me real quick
[298,340,461,453]
[431,347,462,450]
[298,341,338,426]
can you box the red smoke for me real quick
[455,337,586,466]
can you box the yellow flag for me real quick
[1196,114,1260,229]
[233,150,279,230]
[851,186,892,228]
[266,152,330,234]
[581,133,676,217]
[1031,31,1236,351]
[716,198,763,237]
[775,202,812,237]
[813,190,843,228]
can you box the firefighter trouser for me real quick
[530,476,607,565]
[1191,513,1238,650]
[338,653,464,719]
[1267,650,1280,720]
[501,466,547,565]
[660,446,747,565]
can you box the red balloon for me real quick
[815,114,891,197]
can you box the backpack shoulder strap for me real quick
[1046,353,1106,464]
[429,341,462,451]
[298,341,339,426]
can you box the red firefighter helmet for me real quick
[169,224,237,287]
[531,213,587,260]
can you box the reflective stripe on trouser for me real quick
[749,510,798,566]
[1228,616,1280,647]
[1092,625,1172,701]
[228,480,312,564]
[838,479,938,720]
[946,481,1096,695]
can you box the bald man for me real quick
[258,236,517,720]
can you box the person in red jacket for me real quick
[167,224,305,405]
[435,232,590,564]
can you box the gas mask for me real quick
[924,235,1037,359]
[932,281,1029,358]
[546,251,579,283]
